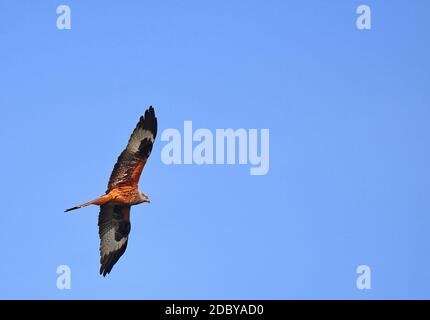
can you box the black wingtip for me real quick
[100,268,109,277]
[99,264,108,277]
[139,105,158,139]
[145,106,155,119]
[99,265,112,277]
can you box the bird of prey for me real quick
[65,106,157,276]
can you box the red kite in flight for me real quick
[65,106,157,276]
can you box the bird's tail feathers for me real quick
[64,194,112,212]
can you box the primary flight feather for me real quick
[65,106,157,276]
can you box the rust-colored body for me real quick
[65,186,146,212]
[101,186,145,206]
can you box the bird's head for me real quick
[139,190,150,204]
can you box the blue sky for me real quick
[0,0,430,299]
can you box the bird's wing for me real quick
[106,106,157,193]
[98,203,132,276]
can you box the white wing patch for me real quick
[127,128,155,153]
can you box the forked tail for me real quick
[64,194,112,212]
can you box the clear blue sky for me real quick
[1,0,430,299]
